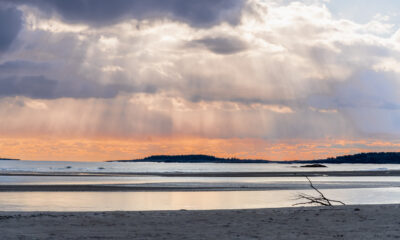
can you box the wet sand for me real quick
[2,170,400,191]
[1,205,400,239]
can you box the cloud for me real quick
[0,75,57,99]
[0,75,138,99]
[24,100,48,110]
[0,60,48,74]
[1,0,400,145]
[189,36,248,54]
[0,6,22,52]
[0,96,174,139]
[9,0,245,28]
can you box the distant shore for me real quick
[108,152,400,164]
[1,204,400,239]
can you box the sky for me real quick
[1,0,400,161]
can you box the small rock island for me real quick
[0,158,20,161]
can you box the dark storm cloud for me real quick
[0,75,139,99]
[0,6,22,52]
[9,0,245,27]
[0,76,57,99]
[189,36,248,54]
[0,60,48,73]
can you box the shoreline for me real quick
[1,204,400,239]
[2,169,400,177]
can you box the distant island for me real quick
[0,158,20,161]
[109,155,270,163]
[108,152,400,164]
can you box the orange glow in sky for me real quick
[1,136,399,162]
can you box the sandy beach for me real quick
[1,205,400,239]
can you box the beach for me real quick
[1,205,400,239]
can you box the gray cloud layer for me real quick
[0,75,137,99]
[190,36,248,54]
[8,0,245,27]
[0,6,22,52]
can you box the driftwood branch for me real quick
[293,176,345,206]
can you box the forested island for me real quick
[110,155,270,163]
[109,152,400,164]
[301,152,400,164]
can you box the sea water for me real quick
[2,160,400,173]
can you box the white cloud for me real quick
[24,100,48,110]
[101,65,124,72]
[373,58,400,73]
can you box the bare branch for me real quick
[328,199,346,205]
[293,176,345,207]
[305,176,332,205]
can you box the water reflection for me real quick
[1,188,400,211]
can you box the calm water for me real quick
[1,161,400,211]
[1,188,400,211]
[1,160,400,173]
